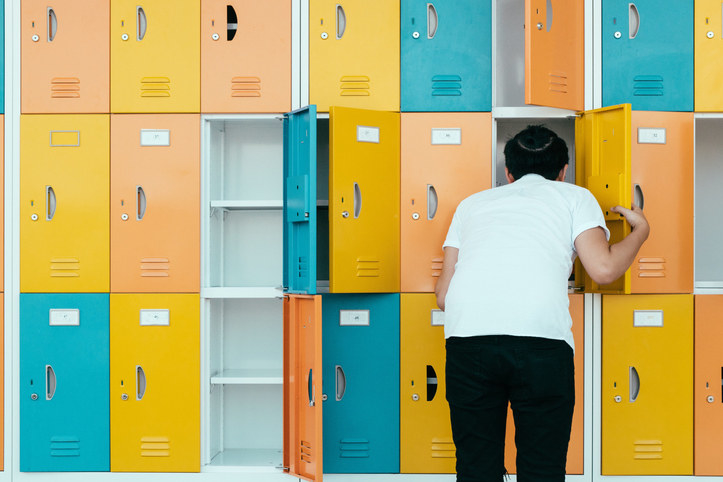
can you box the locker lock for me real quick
[614,395,622,403]
[321,32,328,40]
[121,393,129,401]
[342,211,349,218]
[708,395,715,403]
[412,31,420,39]
[708,31,715,39]
[412,212,420,220]
[614,31,622,39]
[121,213,129,221]
[121,33,129,41]
[536,23,543,30]
[30,393,38,401]
[412,393,419,401]
[212,33,220,41]
[31,34,39,42]
[31,214,38,221]
[322,394,328,401]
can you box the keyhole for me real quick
[30,379,34,386]
[411,199,415,205]
[613,382,617,388]
[121,380,124,386]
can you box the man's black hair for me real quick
[504,125,569,181]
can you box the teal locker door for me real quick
[400,0,491,111]
[20,293,110,471]
[284,105,318,294]
[321,294,400,473]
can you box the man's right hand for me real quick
[611,204,650,238]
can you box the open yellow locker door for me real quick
[575,104,631,294]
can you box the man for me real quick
[435,125,649,482]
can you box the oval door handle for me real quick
[634,184,644,210]
[629,3,640,39]
[629,366,640,402]
[546,0,553,32]
[427,184,438,220]
[336,4,346,39]
[46,186,56,221]
[335,365,347,401]
[427,3,438,39]
[137,6,147,41]
[46,365,56,400]
[308,368,315,407]
[353,182,362,219]
[47,7,58,42]
[136,365,146,400]
[137,186,147,221]
[226,5,238,41]
[426,365,438,401]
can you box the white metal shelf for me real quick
[201,287,282,299]
[211,369,283,385]
[210,200,283,210]
[204,448,283,473]
[492,106,577,119]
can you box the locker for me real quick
[20,293,110,471]
[694,295,723,475]
[283,294,323,481]
[525,0,584,111]
[0,294,4,471]
[574,104,631,294]
[110,114,200,293]
[330,107,400,293]
[201,0,291,113]
[284,106,317,294]
[601,294,693,475]
[21,0,109,113]
[400,293,453,473]
[602,1,693,111]
[110,294,200,472]
[309,0,400,112]
[322,294,399,473]
[20,114,110,293]
[401,113,492,292]
[0,115,3,292]
[696,0,723,111]
[400,0,492,112]
[503,294,585,475]
[630,112,693,294]
[110,0,200,113]
[0,0,4,114]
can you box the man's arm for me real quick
[574,204,650,285]
[435,246,459,311]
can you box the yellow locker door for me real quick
[110,294,200,472]
[20,114,110,292]
[111,0,200,113]
[329,107,400,293]
[310,0,400,112]
[400,293,454,473]
[601,294,693,475]
[695,0,723,111]
[575,104,632,294]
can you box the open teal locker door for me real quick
[20,293,110,471]
[400,0,492,111]
[283,105,318,294]
[602,0,693,111]
[322,293,400,473]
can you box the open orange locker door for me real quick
[284,295,323,481]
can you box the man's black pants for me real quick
[445,335,575,482]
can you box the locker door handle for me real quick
[628,3,640,39]
[46,365,56,400]
[336,4,346,39]
[353,182,362,219]
[426,365,438,401]
[629,366,640,402]
[335,365,347,401]
[137,6,147,41]
[427,3,438,39]
[136,365,146,400]
[136,186,147,221]
[308,368,315,407]
[47,7,57,42]
[633,183,644,210]
[46,186,56,221]
[226,5,238,41]
[427,184,438,220]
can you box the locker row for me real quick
[19,293,199,472]
[18,0,723,115]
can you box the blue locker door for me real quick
[400,0,492,112]
[322,294,400,473]
[20,293,110,472]
[284,105,318,294]
[602,0,693,111]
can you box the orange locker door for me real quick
[21,1,110,113]
[525,0,584,110]
[695,295,723,475]
[283,294,322,481]
[110,115,200,293]
[630,112,693,294]
[201,0,291,113]
[504,293,584,474]
[400,113,492,293]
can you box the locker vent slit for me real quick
[51,78,80,99]
[50,437,81,457]
[140,77,171,98]
[231,77,261,97]
[430,437,455,458]
[431,75,462,97]
[340,76,370,96]
[633,75,664,97]
[140,436,170,457]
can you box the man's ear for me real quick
[556,164,569,182]
[505,167,515,184]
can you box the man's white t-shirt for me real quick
[442,173,610,351]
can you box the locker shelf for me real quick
[205,448,282,472]
[201,287,282,299]
[210,200,283,210]
[492,106,576,119]
[210,369,283,385]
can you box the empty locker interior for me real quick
[695,117,723,289]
